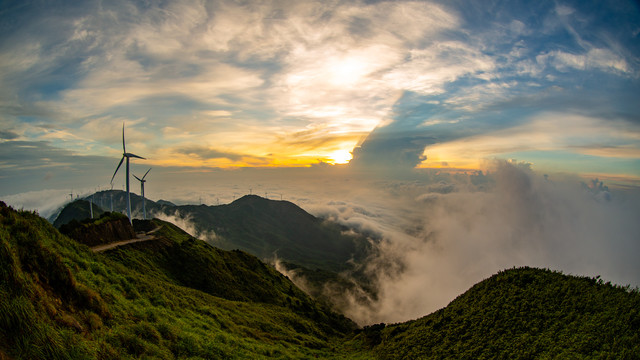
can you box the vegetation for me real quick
[52,199,105,228]
[164,195,373,272]
[5,199,640,359]
[0,201,356,359]
[59,212,136,246]
[350,267,640,359]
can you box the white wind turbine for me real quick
[133,168,151,220]
[110,123,145,223]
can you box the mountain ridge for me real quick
[8,198,639,358]
[52,192,373,273]
[0,200,357,359]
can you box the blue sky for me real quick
[1,0,639,196]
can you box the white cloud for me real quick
[315,162,640,325]
[383,41,496,95]
[538,48,631,74]
[420,112,640,168]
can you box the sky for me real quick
[1,0,640,324]
[1,0,639,196]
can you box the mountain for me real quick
[59,212,137,247]
[351,267,640,359]
[0,200,355,359]
[54,193,372,273]
[3,200,639,358]
[155,199,176,207]
[167,195,372,272]
[52,199,105,228]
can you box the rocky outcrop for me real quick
[61,215,136,247]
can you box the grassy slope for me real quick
[350,267,640,359]
[5,199,640,359]
[167,195,372,272]
[0,201,358,359]
[52,200,105,228]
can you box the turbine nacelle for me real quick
[110,123,145,222]
[133,168,151,184]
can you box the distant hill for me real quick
[155,199,176,207]
[54,193,373,273]
[352,267,640,359]
[59,212,136,246]
[167,195,372,272]
[50,190,172,227]
[52,199,105,228]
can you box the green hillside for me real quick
[0,201,356,359]
[5,199,640,359]
[350,267,640,359]
[53,193,371,273]
[156,195,372,272]
[52,200,105,228]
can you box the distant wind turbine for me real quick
[133,168,151,220]
[110,123,145,223]
[90,194,94,219]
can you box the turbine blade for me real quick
[127,153,145,160]
[122,122,126,153]
[142,168,151,180]
[133,175,142,182]
[111,156,125,184]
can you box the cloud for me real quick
[303,161,640,325]
[418,112,640,171]
[4,160,639,327]
[2,0,639,178]
[383,41,496,95]
[151,209,218,243]
[175,146,246,162]
[538,48,632,75]
[0,130,19,140]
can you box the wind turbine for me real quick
[133,168,151,220]
[90,194,94,219]
[110,123,145,223]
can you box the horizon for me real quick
[1,0,640,325]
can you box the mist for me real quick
[304,161,640,325]
[3,162,639,326]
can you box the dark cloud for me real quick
[0,130,19,139]
[175,146,244,161]
[0,140,117,196]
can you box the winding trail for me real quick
[91,226,162,252]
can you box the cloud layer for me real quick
[307,162,640,325]
[2,0,639,192]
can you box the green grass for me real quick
[0,201,356,359]
[351,267,640,359]
[3,199,640,359]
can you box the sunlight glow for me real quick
[327,149,353,164]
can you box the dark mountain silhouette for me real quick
[52,199,105,228]
[59,212,137,247]
[170,195,372,272]
[54,193,372,273]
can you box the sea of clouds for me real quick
[4,161,639,325]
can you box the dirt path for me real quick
[91,226,162,252]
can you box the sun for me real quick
[327,149,353,165]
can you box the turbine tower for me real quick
[133,168,151,220]
[111,123,145,223]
